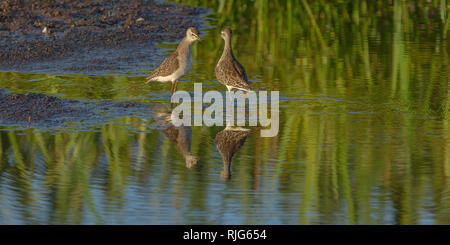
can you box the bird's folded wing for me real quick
[216,60,251,90]
[147,51,179,82]
[230,60,251,90]
[232,60,249,83]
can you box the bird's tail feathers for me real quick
[145,77,155,84]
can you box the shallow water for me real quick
[0,1,449,224]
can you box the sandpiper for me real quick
[215,28,251,104]
[146,27,201,96]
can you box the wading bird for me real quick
[146,27,201,96]
[215,28,252,105]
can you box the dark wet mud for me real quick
[0,89,152,129]
[0,0,207,74]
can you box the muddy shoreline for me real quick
[0,0,207,127]
[0,89,153,129]
[0,0,207,73]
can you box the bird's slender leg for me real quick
[173,80,179,94]
[228,88,233,108]
[226,88,233,126]
[170,81,178,97]
[243,91,246,108]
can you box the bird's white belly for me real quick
[152,73,179,82]
[155,54,192,82]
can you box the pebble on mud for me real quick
[42,26,50,34]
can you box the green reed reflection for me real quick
[0,106,448,224]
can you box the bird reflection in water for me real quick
[155,105,199,169]
[214,126,251,181]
